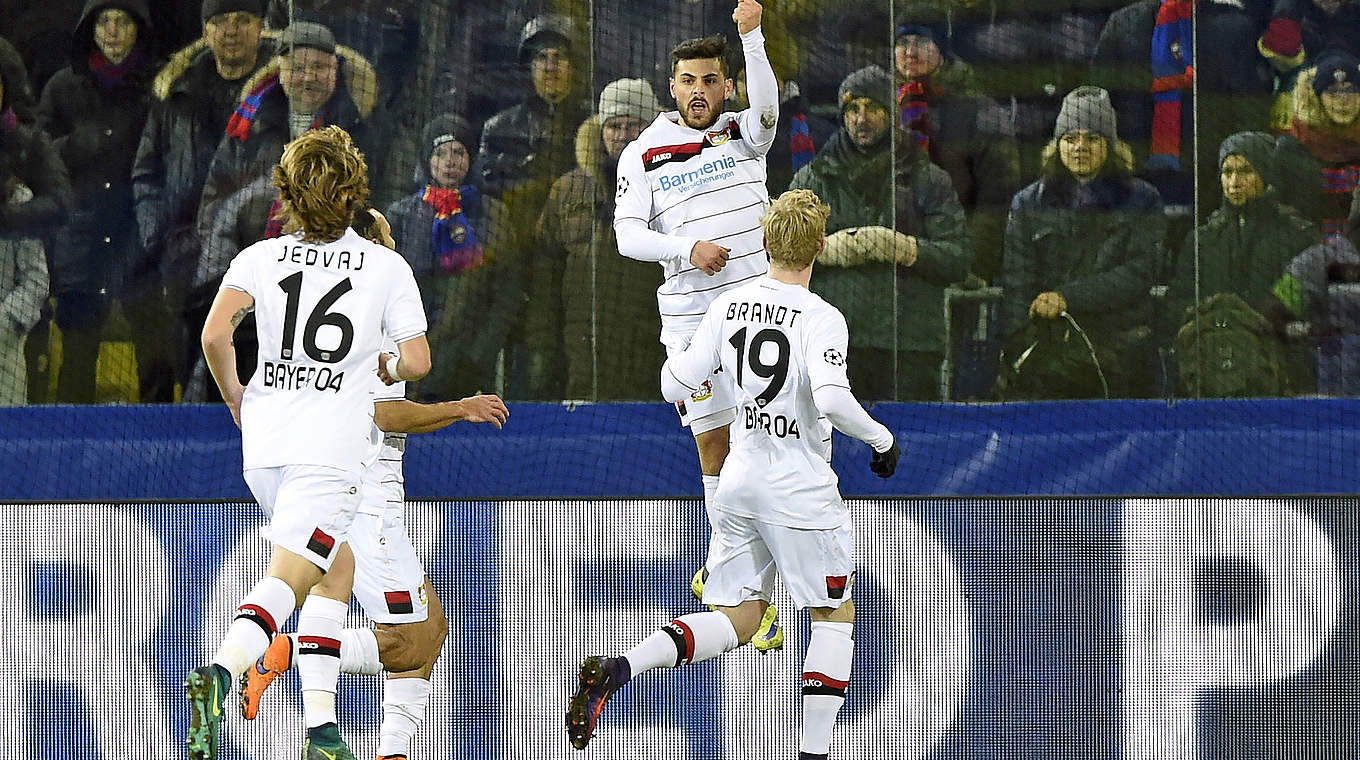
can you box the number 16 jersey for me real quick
[221,228,427,474]
[664,276,852,529]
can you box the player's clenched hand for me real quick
[377,352,399,385]
[460,394,510,429]
[733,0,762,34]
[690,241,730,275]
[869,439,901,478]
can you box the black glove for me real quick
[869,439,900,478]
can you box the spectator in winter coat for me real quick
[1171,132,1316,319]
[186,21,378,398]
[130,0,275,398]
[477,14,591,398]
[386,114,518,401]
[789,65,974,401]
[1276,50,1360,241]
[893,5,1021,282]
[477,15,590,201]
[0,54,63,405]
[1000,85,1165,399]
[534,78,666,401]
[37,0,160,403]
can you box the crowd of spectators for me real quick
[2,0,1359,405]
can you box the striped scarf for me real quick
[422,185,485,274]
[897,81,932,150]
[789,113,815,174]
[89,48,143,91]
[1149,0,1195,171]
[1319,164,1360,240]
[226,73,327,143]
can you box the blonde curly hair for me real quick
[761,188,831,270]
[272,125,370,243]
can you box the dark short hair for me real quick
[671,34,729,78]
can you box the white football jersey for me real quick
[363,339,407,514]
[615,109,774,349]
[222,229,427,474]
[665,276,852,528]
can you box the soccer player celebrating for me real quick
[568,189,901,757]
[614,0,783,642]
[238,208,509,759]
[189,127,430,760]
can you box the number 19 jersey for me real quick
[664,276,851,528]
[221,228,427,474]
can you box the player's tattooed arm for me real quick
[229,306,251,329]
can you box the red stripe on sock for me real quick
[803,671,850,690]
[238,603,278,635]
[671,619,696,664]
[298,635,341,648]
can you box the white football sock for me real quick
[340,627,383,675]
[296,594,348,729]
[377,677,432,757]
[624,610,739,676]
[213,575,296,680]
[800,621,854,755]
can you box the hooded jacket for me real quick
[789,128,973,355]
[533,114,665,400]
[129,30,278,300]
[195,42,379,248]
[36,0,158,294]
[384,117,518,399]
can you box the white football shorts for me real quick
[349,472,429,624]
[666,344,737,436]
[244,465,361,572]
[701,509,856,610]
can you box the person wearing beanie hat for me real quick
[893,3,1020,282]
[532,77,664,401]
[895,4,951,79]
[788,60,973,401]
[129,0,277,400]
[476,13,588,201]
[998,85,1164,400]
[385,113,515,402]
[1276,50,1360,241]
[35,0,161,403]
[1166,131,1317,372]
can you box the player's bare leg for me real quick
[375,579,447,759]
[690,424,783,651]
[567,599,766,749]
[800,601,855,760]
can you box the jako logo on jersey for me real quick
[658,155,738,192]
[690,380,714,402]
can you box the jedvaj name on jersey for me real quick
[276,244,366,271]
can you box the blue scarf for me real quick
[422,184,485,274]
